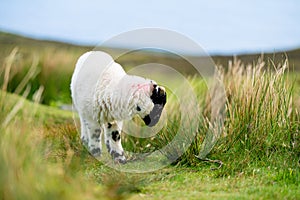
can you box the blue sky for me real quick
[0,0,299,55]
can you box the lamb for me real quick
[71,51,167,163]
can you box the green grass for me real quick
[130,168,300,200]
[0,33,300,199]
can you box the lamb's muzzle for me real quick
[143,85,167,127]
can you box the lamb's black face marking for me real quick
[143,84,167,127]
[112,131,120,142]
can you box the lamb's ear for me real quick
[150,82,155,94]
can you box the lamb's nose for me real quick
[143,104,164,127]
[143,115,152,126]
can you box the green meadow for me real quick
[0,32,299,199]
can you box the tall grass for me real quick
[178,56,299,178]
[0,122,106,200]
[215,57,299,176]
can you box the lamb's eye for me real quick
[136,106,141,111]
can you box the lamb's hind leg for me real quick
[104,121,126,164]
[81,118,102,157]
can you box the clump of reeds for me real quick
[211,56,299,174]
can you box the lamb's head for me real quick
[134,81,167,127]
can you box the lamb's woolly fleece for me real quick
[71,51,155,124]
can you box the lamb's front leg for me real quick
[81,119,102,158]
[104,121,126,164]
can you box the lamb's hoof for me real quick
[90,148,101,158]
[111,150,126,164]
[114,157,127,164]
[81,137,88,147]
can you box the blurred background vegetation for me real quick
[1,31,299,107]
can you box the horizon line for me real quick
[1,28,300,57]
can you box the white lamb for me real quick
[71,51,167,163]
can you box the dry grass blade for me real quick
[2,47,19,91]
[2,85,31,127]
[32,85,44,103]
[14,54,40,94]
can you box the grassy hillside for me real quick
[2,31,300,71]
[1,31,300,106]
[0,31,299,199]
